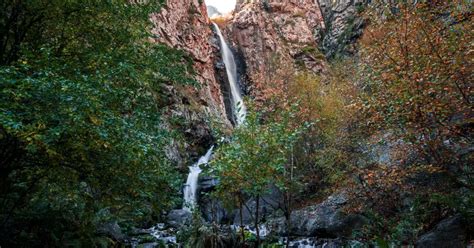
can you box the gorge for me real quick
[183,21,247,212]
[0,0,472,247]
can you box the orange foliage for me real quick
[359,1,473,176]
[210,15,232,27]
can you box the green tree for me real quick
[211,106,304,247]
[0,0,193,246]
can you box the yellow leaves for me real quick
[89,115,101,125]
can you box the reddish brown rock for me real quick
[150,0,229,124]
[227,0,328,106]
[150,0,231,167]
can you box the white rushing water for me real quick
[182,23,247,213]
[213,23,247,125]
[183,146,214,211]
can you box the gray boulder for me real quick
[198,176,234,224]
[199,197,234,224]
[268,193,365,238]
[97,221,125,241]
[199,176,219,193]
[416,215,466,248]
[166,209,192,228]
[233,185,284,225]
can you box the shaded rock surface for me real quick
[199,197,234,224]
[199,175,219,193]
[233,185,284,225]
[267,193,365,238]
[97,221,125,241]
[166,209,192,228]
[198,176,235,224]
[416,215,467,248]
[318,0,367,58]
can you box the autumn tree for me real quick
[346,1,473,243]
[359,0,473,188]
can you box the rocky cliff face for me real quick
[148,0,370,168]
[225,0,328,105]
[318,0,367,58]
[149,0,369,154]
[150,0,231,166]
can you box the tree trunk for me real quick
[285,192,291,248]
[286,148,295,248]
[255,195,260,247]
[239,195,245,245]
[212,200,218,248]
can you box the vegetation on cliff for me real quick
[0,0,472,247]
[208,1,472,246]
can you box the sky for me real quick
[205,0,236,14]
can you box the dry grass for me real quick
[210,15,232,27]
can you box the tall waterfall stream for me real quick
[139,22,322,248]
[213,23,247,126]
[140,23,248,247]
[182,23,247,211]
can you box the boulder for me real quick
[97,221,125,241]
[198,176,234,224]
[416,215,467,248]
[199,197,234,224]
[233,185,284,225]
[166,209,192,229]
[268,193,365,238]
[199,176,219,193]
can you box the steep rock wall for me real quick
[150,0,231,167]
[148,0,370,164]
[226,0,327,104]
[318,0,367,58]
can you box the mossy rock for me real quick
[300,46,326,60]
[136,234,158,243]
[136,240,167,248]
[94,237,116,248]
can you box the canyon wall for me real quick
[149,0,368,163]
[227,0,327,103]
[150,0,231,167]
[318,0,368,58]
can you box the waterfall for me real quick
[213,23,247,125]
[182,23,247,212]
[183,146,214,211]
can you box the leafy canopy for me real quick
[0,0,194,246]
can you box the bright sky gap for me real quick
[205,0,236,14]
